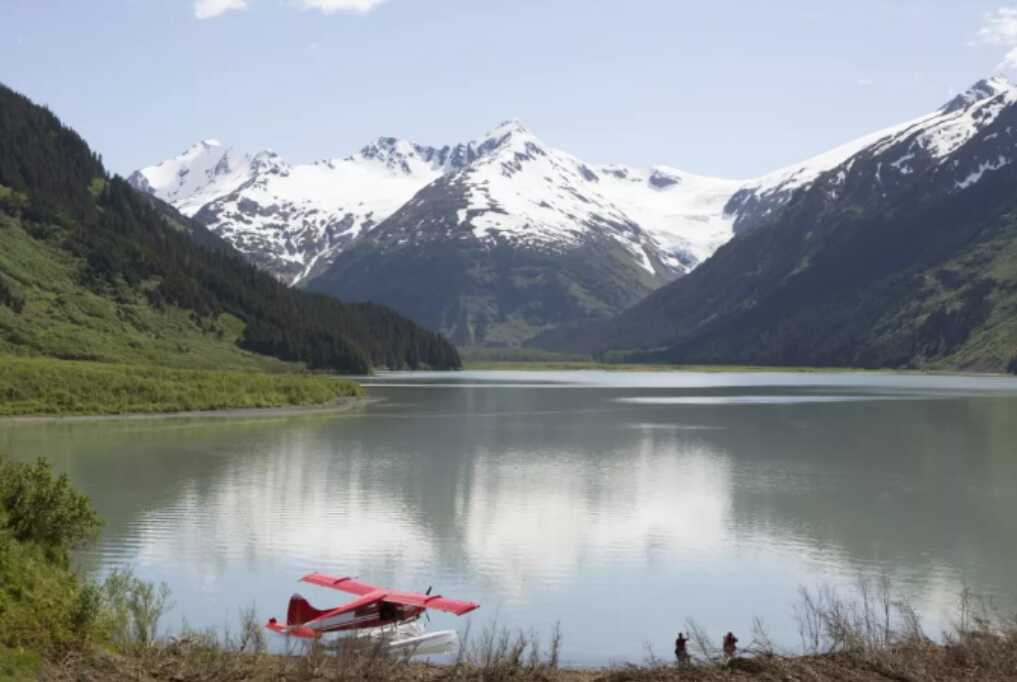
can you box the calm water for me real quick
[2,370,1017,664]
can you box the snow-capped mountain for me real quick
[306,122,693,345]
[131,122,748,285]
[127,139,255,217]
[131,137,461,282]
[717,75,1017,245]
[815,76,1017,197]
[134,93,1005,289]
[381,120,688,275]
[132,76,1017,346]
[537,77,1017,371]
[126,120,870,287]
[726,76,1017,233]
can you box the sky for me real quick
[3,1,1017,179]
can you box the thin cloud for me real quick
[976,7,1017,70]
[856,78,874,87]
[195,0,386,19]
[296,0,387,14]
[194,0,248,19]
[1002,46,1017,70]
[977,7,1017,45]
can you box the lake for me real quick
[2,370,1016,665]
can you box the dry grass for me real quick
[39,583,1017,681]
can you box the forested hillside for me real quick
[0,83,460,373]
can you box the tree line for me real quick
[0,82,460,372]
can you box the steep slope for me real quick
[725,77,1017,236]
[0,82,460,373]
[306,122,690,346]
[537,78,1017,372]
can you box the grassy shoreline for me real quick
[0,355,363,417]
[0,398,372,424]
[37,601,1017,681]
[44,644,1017,681]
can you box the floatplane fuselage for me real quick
[266,572,479,639]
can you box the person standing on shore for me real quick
[723,631,738,659]
[674,632,689,664]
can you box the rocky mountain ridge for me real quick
[130,118,877,287]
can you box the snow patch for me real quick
[955,155,1011,189]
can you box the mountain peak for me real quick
[179,138,227,160]
[942,76,1014,114]
[347,136,454,176]
[364,135,411,150]
[252,149,280,160]
[250,149,287,173]
[490,119,533,137]
[474,120,543,157]
[355,135,432,162]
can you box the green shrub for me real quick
[0,523,91,656]
[70,583,102,636]
[0,458,101,562]
[0,458,103,660]
[97,567,172,650]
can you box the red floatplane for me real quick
[266,572,480,639]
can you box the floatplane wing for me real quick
[300,572,480,616]
[375,590,480,616]
[301,572,379,595]
[266,573,479,638]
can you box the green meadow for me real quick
[0,356,362,417]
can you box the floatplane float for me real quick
[266,572,479,656]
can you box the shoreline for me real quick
[0,396,380,424]
[460,360,1017,377]
[54,638,1017,681]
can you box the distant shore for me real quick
[459,359,1013,376]
[0,395,377,424]
[462,360,853,372]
